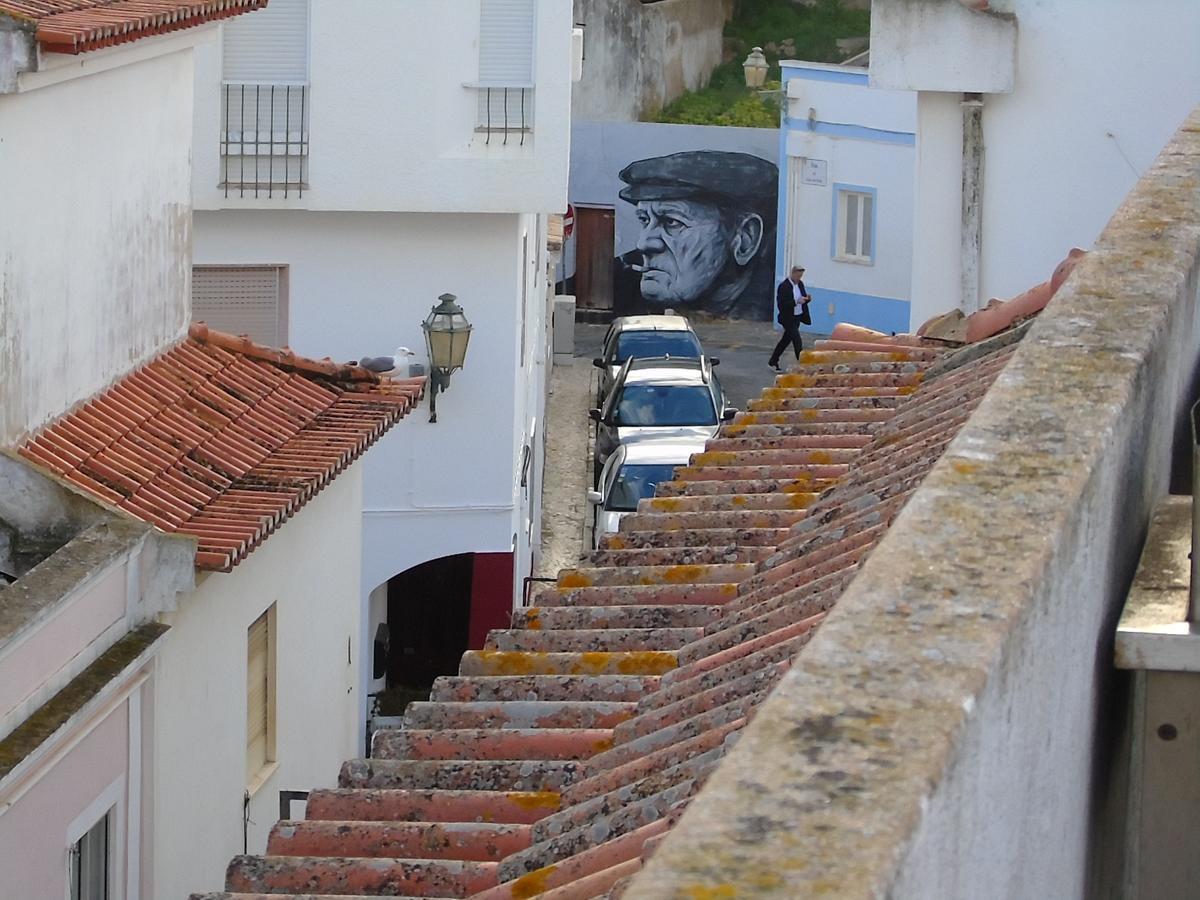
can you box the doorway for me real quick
[574,206,615,311]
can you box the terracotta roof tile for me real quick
[17,324,421,571]
[188,288,1064,897]
[0,0,267,54]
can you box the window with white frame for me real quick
[476,0,536,141]
[192,265,288,347]
[247,605,277,789]
[69,811,111,900]
[221,0,310,195]
[833,186,875,264]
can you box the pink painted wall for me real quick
[0,560,128,731]
[0,700,130,898]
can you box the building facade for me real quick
[870,0,1200,328]
[0,4,420,896]
[777,61,916,334]
[188,0,575,726]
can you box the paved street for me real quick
[537,318,823,577]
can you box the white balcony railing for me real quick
[220,82,310,198]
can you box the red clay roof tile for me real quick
[0,0,267,54]
[17,325,421,571]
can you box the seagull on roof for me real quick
[359,346,416,378]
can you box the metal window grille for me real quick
[221,82,309,198]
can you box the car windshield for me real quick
[613,385,717,427]
[607,463,679,512]
[612,331,701,363]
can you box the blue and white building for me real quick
[776,62,916,334]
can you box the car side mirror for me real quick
[592,358,605,368]
[586,490,603,504]
[709,357,720,366]
[721,408,738,421]
[588,408,603,423]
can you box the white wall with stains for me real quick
[191,0,572,214]
[0,46,193,444]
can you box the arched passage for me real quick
[370,551,514,717]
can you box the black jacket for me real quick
[776,278,811,326]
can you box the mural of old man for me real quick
[613,150,778,321]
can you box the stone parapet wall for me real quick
[629,105,1200,897]
[573,0,734,122]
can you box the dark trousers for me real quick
[769,322,803,365]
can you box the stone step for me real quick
[430,674,659,703]
[720,418,876,437]
[501,786,690,882]
[655,476,827,496]
[224,855,497,898]
[457,650,677,677]
[672,463,847,483]
[266,819,532,862]
[534,581,738,607]
[691,447,859,467]
[339,758,586,792]
[561,717,747,808]
[747,396,902,413]
[556,562,755,588]
[618,508,807,532]
[484,627,702,653]
[372,728,615,762]
[587,544,772,567]
[474,820,668,899]
[304,788,561,825]
[705,433,873,452]
[598,527,790,549]
[617,663,788,742]
[512,605,718,631]
[403,700,637,731]
[734,408,897,422]
[640,634,806,713]
[637,492,818,513]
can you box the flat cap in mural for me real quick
[618,150,778,209]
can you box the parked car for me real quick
[589,356,737,481]
[587,438,707,548]
[593,314,706,405]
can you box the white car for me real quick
[592,314,705,405]
[587,438,707,548]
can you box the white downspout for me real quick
[960,92,985,313]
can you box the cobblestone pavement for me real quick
[537,320,830,577]
[535,356,595,577]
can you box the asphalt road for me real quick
[574,319,825,415]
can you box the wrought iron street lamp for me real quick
[421,293,472,423]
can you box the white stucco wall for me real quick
[780,64,916,332]
[192,0,571,213]
[151,470,363,899]
[192,210,531,588]
[0,47,194,444]
[903,0,1200,327]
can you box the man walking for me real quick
[768,265,811,372]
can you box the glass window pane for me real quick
[613,385,717,427]
[607,464,679,511]
[861,195,874,258]
[844,193,859,257]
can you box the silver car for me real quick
[587,438,707,548]
[589,356,736,480]
[592,314,705,405]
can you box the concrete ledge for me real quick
[629,107,1200,898]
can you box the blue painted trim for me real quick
[802,287,910,335]
[775,107,790,297]
[779,64,869,86]
[831,182,877,265]
[784,117,915,146]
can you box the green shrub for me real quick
[643,0,869,128]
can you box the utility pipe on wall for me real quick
[960,92,985,314]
